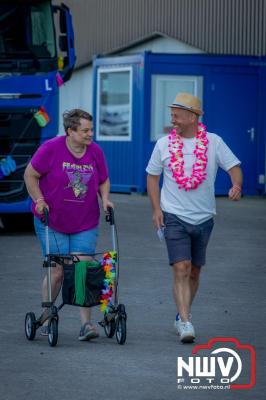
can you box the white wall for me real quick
[58,66,93,135]
[57,36,204,135]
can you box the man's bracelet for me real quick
[232,184,242,192]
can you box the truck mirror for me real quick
[59,9,67,34]
[53,3,76,83]
[59,35,68,52]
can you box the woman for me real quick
[24,109,113,341]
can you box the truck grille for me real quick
[0,108,41,202]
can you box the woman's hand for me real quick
[35,199,49,214]
[102,198,114,213]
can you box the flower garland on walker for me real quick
[99,251,116,313]
[168,122,208,190]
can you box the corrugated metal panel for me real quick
[54,0,266,67]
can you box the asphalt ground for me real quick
[0,194,265,400]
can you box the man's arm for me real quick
[147,174,164,228]
[227,165,243,201]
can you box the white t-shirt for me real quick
[146,132,240,225]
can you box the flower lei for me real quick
[168,122,209,190]
[99,251,116,313]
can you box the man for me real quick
[146,93,242,343]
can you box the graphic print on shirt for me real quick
[63,162,94,200]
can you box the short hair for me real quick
[63,109,92,134]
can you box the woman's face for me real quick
[68,118,94,146]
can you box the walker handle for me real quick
[105,206,114,226]
[42,207,49,226]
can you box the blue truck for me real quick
[0,0,75,228]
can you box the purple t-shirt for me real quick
[31,136,108,233]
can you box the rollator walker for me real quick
[25,207,127,347]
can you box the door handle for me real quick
[247,127,255,142]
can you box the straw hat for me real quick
[169,92,203,115]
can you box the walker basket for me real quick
[62,260,105,308]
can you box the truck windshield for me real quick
[0,1,56,62]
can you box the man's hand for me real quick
[227,166,243,201]
[228,184,242,201]
[152,209,164,229]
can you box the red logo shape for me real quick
[192,337,256,389]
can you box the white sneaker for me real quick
[174,318,183,336]
[179,321,195,343]
[174,314,192,336]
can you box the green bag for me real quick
[62,260,105,307]
[74,261,100,305]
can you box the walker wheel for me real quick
[25,312,36,341]
[115,304,127,345]
[104,317,116,338]
[48,317,58,347]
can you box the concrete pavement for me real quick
[0,194,265,400]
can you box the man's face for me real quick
[69,118,94,145]
[170,107,196,134]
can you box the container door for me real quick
[206,71,258,195]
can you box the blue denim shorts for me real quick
[163,212,214,267]
[34,217,98,256]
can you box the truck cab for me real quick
[0,0,75,225]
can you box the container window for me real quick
[150,75,203,141]
[96,67,132,141]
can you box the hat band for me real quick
[172,103,194,110]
